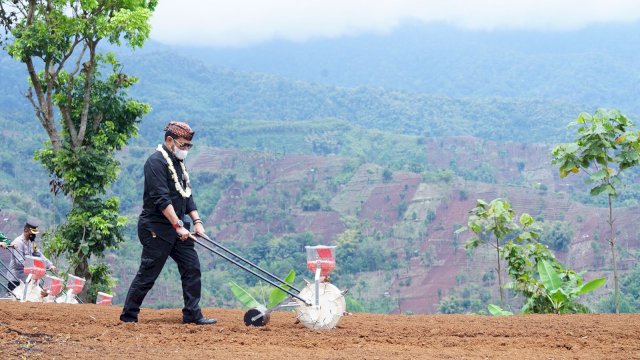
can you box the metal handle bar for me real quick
[192,234,311,306]
[0,270,19,299]
[193,232,301,293]
[0,257,21,282]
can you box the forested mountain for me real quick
[122,50,588,145]
[1,22,639,314]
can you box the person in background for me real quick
[6,220,57,291]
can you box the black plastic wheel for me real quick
[244,307,270,326]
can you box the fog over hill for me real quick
[171,22,640,114]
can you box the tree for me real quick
[539,221,573,252]
[552,109,640,313]
[501,238,605,314]
[461,203,606,315]
[458,198,528,307]
[301,193,322,211]
[598,259,640,313]
[0,1,156,300]
[382,168,393,183]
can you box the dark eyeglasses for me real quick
[174,139,193,150]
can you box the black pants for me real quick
[120,226,203,322]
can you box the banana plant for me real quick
[228,269,296,310]
[487,304,513,316]
[537,259,606,314]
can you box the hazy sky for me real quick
[150,0,640,47]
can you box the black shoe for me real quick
[185,317,218,325]
[120,316,138,323]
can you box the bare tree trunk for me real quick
[73,255,92,302]
[496,236,504,307]
[608,194,619,314]
[71,204,92,302]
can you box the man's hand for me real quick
[0,242,6,249]
[176,226,191,241]
[194,222,205,236]
[49,265,57,273]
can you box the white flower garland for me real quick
[156,145,192,198]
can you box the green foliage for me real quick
[437,295,465,314]
[536,259,605,314]
[436,286,487,315]
[86,263,115,303]
[237,232,313,286]
[345,296,367,312]
[501,241,555,301]
[422,169,455,184]
[552,108,640,313]
[267,269,295,309]
[396,201,408,220]
[501,237,605,314]
[1,1,155,299]
[462,199,522,251]
[458,197,602,315]
[4,1,156,53]
[305,131,341,155]
[334,228,399,273]
[382,168,393,182]
[301,193,322,212]
[552,109,640,185]
[539,221,574,252]
[228,281,261,309]
[487,304,513,316]
[36,59,148,297]
[459,198,526,306]
[598,260,640,313]
[0,231,9,245]
[228,269,296,310]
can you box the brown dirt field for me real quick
[1,302,639,359]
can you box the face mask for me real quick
[28,234,36,241]
[172,139,189,160]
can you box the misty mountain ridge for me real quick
[166,21,640,114]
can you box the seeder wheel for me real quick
[244,305,270,326]
[295,282,346,330]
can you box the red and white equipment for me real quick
[96,292,114,305]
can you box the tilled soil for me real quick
[0,302,639,359]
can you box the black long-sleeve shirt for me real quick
[139,144,197,243]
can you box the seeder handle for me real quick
[193,232,302,293]
[0,271,19,299]
[0,257,22,282]
[193,236,312,306]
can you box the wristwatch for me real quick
[172,220,184,229]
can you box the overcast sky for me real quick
[150,0,640,47]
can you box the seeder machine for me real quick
[192,232,347,329]
[0,238,87,303]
